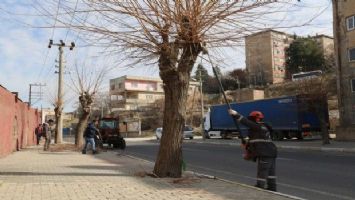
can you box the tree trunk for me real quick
[54,115,60,143]
[75,111,90,147]
[317,101,330,145]
[54,106,60,144]
[75,93,94,147]
[153,42,201,177]
[153,72,189,178]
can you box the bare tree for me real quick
[45,85,71,143]
[293,75,336,145]
[91,92,112,118]
[36,0,310,177]
[68,64,106,147]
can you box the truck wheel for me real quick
[204,131,210,139]
[221,132,227,139]
[189,136,193,140]
[285,132,292,140]
[119,139,126,150]
[275,131,284,141]
[270,132,277,140]
[297,132,304,140]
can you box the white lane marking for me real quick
[277,182,355,200]
[277,157,298,161]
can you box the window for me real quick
[349,48,355,61]
[118,83,123,89]
[351,79,355,92]
[347,15,355,31]
[146,95,153,99]
[110,85,115,91]
[99,121,117,129]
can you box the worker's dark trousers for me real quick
[256,157,277,191]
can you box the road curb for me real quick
[186,140,355,153]
[124,154,304,200]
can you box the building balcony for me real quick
[110,98,157,108]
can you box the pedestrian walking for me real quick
[35,123,43,145]
[43,119,54,151]
[82,119,99,155]
[228,109,278,191]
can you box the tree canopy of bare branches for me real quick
[36,0,306,177]
[69,64,106,147]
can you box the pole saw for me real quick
[203,48,246,144]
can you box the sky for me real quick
[0,0,334,112]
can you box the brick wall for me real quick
[0,85,40,157]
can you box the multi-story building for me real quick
[245,30,294,85]
[333,0,355,140]
[313,34,335,58]
[245,30,334,85]
[109,75,199,111]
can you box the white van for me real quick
[155,125,194,140]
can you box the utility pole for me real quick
[199,68,205,140]
[48,39,75,144]
[332,0,344,126]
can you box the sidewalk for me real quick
[0,145,301,200]
[179,137,355,153]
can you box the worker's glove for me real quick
[228,109,238,116]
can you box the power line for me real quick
[37,0,62,81]
[29,83,46,107]
[64,0,79,41]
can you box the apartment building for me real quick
[313,34,335,58]
[245,30,334,85]
[334,1,355,140]
[109,75,199,111]
[245,30,294,85]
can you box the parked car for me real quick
[156,125,194,140]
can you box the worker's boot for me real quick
[93,150,97,154]
[254,181,265,189]
[267,178,277,192]
[82,150,86,154]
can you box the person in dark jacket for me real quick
[228,109,277,191]
[35,123,43,145]
[82,120,99,154]
[43,119,54,151]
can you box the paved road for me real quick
[123,139,355,200]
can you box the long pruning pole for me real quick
[204,51,243,136]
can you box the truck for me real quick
[204,95,329,140]
[98,117,126,149]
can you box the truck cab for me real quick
[204,111,239,139]
[98,117,126,149]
